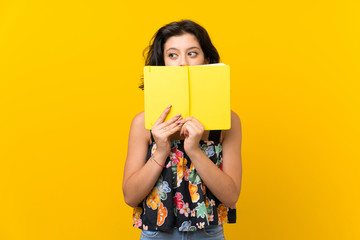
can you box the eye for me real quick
[188,51,198,57]
[168,53,178,59]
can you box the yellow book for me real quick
[144,64,231,130]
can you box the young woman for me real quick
[123,20,242,239]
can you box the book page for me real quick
[144,66,189,130]
[188,64,231,130]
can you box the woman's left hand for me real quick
[180,117,204,155]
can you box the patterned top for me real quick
[132,130,236,231]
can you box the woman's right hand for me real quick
[151,105,183,156]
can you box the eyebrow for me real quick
[165,46,201,53]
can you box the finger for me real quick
[182,117,204,131]
[180,117,194,135]
[181,117,193,124]
[159,114,182,129]
[166,117,183,130]
[158,116,182,133]
[183,121,195,132]
[180,121,189,136]
[181,121,201,137]
[186,123,201,138]
[153,105,172,126]
[165,121,183,136]
[180,121,185,136]
[180,123,187,136]
[183,117,202,126]
[181,118,197,131]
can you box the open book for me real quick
[144,63,231,130]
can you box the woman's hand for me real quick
[151,105,183,156]
[180,117,204,155]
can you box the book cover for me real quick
[144,64,231,130]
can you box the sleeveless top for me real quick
[132,130,236,231]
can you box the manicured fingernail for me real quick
[167,105,172,109]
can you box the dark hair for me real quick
[139,20,220,90]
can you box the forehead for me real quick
[164,33,201,50]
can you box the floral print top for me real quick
[132,130,236,231]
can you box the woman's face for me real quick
[163,33,209,66]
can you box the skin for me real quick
[122,33,242,208]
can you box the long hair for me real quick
[139,20,220,90]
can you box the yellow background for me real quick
[1,0,359,239]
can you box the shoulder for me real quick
[221,110,241,142]
[130,111,150,144]
[230,110,241,124]
[131,111,145,126]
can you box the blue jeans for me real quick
[140,225,225,240]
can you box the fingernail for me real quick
[175,114,181,117]
[167,104,172,109]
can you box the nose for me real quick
[179,55,188,66]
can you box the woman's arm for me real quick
[122,112,165,208]
[122,107,183,208]
[181,111,242,207]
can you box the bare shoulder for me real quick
[231,110,241,126]
[221,110,241,142]
[131,111,145,126]
[130,111,150,144]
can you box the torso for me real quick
[133,130,236,231]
